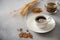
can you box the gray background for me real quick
[0,0,60,40]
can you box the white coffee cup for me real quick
[35,15,51,29]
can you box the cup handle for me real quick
[48,17,52,22]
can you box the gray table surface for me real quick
[0,0,60,40]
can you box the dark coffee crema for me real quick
[35,16,46,23]
[48,2,56,6]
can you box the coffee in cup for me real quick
[35,16,47,24]
[35,15,49,29]
[45,2,57,14]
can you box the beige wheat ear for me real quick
[19,0,37,16]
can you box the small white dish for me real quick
[27,14,56,33]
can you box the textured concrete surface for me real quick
[0,0,60,40]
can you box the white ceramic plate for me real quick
[27,14,56,33]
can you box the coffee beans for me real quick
[26,29,29,32]
[28,33,33,38]
[32,8,42,13]
[19,32,23,38]
[18,28,33,38]
[17,28,23,32]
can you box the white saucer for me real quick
[27,14,56,33]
